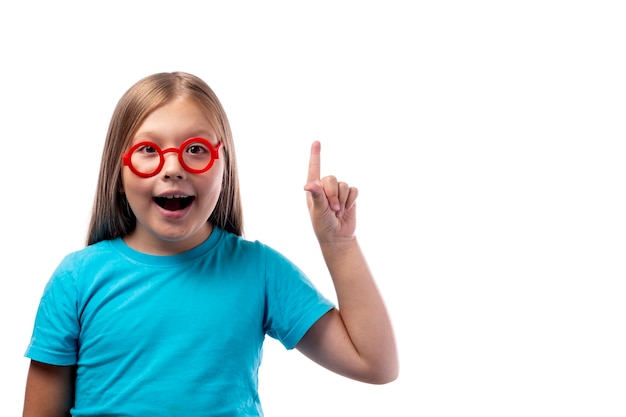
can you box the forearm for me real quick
[319,238,399,380]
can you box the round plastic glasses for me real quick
[123,137,222,178]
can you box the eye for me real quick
[131,143,160,155]
[185,143,210,155]
[139,145,158,154]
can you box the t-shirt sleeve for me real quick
[25,257,80,366]
[262,245,335,350]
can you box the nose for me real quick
[161,150,186,180]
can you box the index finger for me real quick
[307,140,321,183]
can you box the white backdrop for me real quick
[2,1,625,416]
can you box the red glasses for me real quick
[123,137,222,178]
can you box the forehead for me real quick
[132,97,220,143]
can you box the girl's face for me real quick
[121,97,224,255]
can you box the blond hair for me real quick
[86,72,243,245]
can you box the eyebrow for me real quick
[132,131,218,143]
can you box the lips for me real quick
[153,195,195,211]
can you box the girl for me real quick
[22,71,398,416]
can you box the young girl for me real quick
[22,71,398,416]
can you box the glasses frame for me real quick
[122,137,222,178]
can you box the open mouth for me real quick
[153,196,195,211]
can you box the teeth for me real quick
[163,195,187,199]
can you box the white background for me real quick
[2,1,625,415]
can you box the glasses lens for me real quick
[130,144,161,176]
[181,140,215,172]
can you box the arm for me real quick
[296,141,399,384]
[23,360,74,417]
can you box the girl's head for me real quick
[87,72,243,246]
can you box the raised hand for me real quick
[298,142,399,385]
[304,141,358,243]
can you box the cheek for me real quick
[121,172,152,201]
[197,168,224,206]
[120,171,134,195]
[207,162,225,190]
[200,172,224,199]
[120,168,138,193]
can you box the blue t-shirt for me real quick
[25,227,334,416]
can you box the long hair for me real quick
[86,72,243,245]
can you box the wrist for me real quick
[319,236,359,254]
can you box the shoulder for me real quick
[217,229,271,257]
[60,239,119,267]
[216,229,296,269]
[50,239,120,282]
